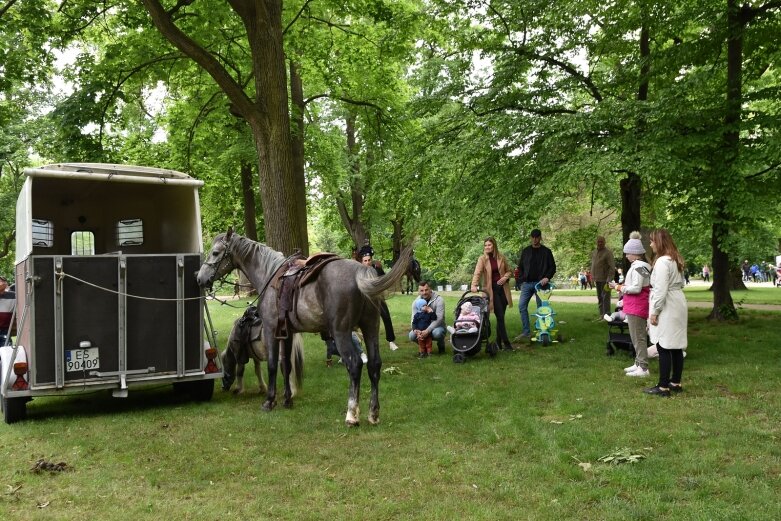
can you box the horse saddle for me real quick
[233,306,262,364]
[274,252,341,339]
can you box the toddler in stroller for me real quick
[447,301,480,334]
[603,294,628,323]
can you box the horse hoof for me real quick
[283,399,293,409]
[346,419,360,427]
[368,414,380,426]
[261,400,276,411]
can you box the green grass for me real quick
[549,285,781,306]
[2,295,780,520]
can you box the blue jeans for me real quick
[519,282,543,336]
[408,327,446,348]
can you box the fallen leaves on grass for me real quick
[31,459,70,473]
[383,366,403,375]
[597,447,650,465]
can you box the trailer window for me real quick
[32,219,54,247]
[71,231,95,255]
[117,219,144,246]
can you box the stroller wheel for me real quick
[486,342,498,357]
[452,353,466,364]
[606,342,615,356]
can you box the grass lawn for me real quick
[1,294,779,520]
[553,284,781,306]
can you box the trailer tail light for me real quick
[12,362,29,391]
[204,348,219,373]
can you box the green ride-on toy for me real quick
[531,282,564,346]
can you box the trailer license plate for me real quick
[66,348,100,372]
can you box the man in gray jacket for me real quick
[407,281,446,354]
[590,236,616,318]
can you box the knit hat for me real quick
[414,298,427,312]
[461,302,473,314]
[623,231,645,255]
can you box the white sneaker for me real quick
[624,363,638,373]
[447,326,455,334]
[360,352,368,364]
[603,314,612,322]
[389,341,399,351]
[626,367,650,377]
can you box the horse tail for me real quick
[357,245,413,299]
[290,333,304,397]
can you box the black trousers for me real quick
[492,283,511,345]
[379,301,395,342]
[657,344,684,387]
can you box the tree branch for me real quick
[140,0,254,119]
[744,162,781,179]
[469,103,577,117]
[0,0,18,19]
[507,46,603,102]
[284,0,315,35]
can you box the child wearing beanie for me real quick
[611,231,653,377]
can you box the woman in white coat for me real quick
[645,229,687,397]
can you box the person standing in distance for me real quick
[590,236,616,319]
[515,229,556,340]
[470,237,514,351]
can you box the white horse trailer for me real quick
[1,163,221,423]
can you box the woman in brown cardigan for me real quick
[471,237,514,351]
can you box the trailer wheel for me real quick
[189,380,215,402]
[173,380,215,402]
[2,397,27,424]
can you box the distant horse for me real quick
[197,229,411,426]
[403,257,421,294]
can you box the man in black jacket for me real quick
[515,229,556,339]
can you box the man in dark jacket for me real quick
[515,229,556,339]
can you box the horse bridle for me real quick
[203,235,235,287]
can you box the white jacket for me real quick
[649,256,688,349]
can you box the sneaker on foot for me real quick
[624,364,639,373]
[360,352,368,364]
[626,367,650,377]
[467,326,478,333]
[603,314,612,322]
[643,385,670,397]
[389,341,399,351]
[447,326,455,334]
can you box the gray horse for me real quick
[196,228,411,426]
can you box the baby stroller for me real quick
[450,290,498,363]
[604,295,636,356]
[531,282,563,346]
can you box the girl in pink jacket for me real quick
[610,232,652,377]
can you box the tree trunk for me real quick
[391,215,404,264]
[620,172,641,272]
[240,161,258,241]
[335,112,369,248]
[140,0,308,256]
[289,60,309,255]
[708,0,743,320]
[618,21,649,273]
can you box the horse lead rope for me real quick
[56,269,206,302]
